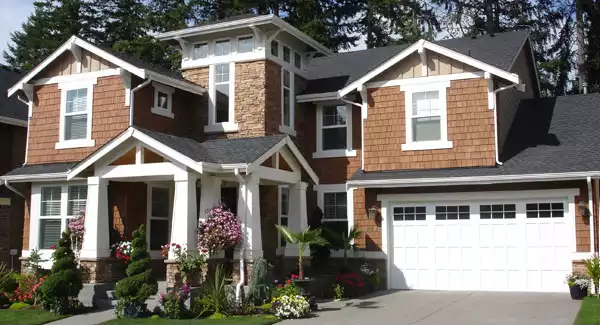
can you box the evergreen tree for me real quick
[115,225,157,318]
[39,229,83,315]
[584,1,600,92]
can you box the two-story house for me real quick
[3,14,599,294]
[0,68,27,270]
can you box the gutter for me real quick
[3,180,25,198]
[129,79,152,126]
[233,168,246,303]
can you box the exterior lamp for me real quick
[367,206,380,219]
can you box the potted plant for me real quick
[566,272,589,299]
[197,204,243,256]
[161,243,207,286]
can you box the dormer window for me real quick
[193,42,208,59]
[271,40,279,57]
[215,39,230,56]
[151,82,174,119]
[56,79,95,149]
[283,46,291,63]
[401,81,453,151]
[294,52,302,69]
[238,36,254,53]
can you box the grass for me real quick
[0,308,67,325]
[574,297,600,325]
[102,315,280,325]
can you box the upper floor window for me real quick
[280,68,295,136]
[294,52,302,69]
[283,46,291,63]
[401,81,453,151]
[313,103,356,159]
[271,40,279,57]
[151,82,174,118]
[215,39,231,56]
[193,42,208,59]
[56,80,95,149]
[206,62,237,133]
[237,36,254,53]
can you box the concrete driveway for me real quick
[281,290,580,325]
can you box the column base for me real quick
[233,249,263,260]
[79,258,125,283]
[165,260,205,288]
[231,259,254,285]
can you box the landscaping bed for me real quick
[574,297,600,325]
[0,308,67,325]
[102,315,279,325]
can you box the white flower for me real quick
[272,295,310,319]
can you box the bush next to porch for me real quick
[39,229,83,315]
[115,225,158,318]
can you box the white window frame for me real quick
[313,102,356,159]
[400,81,453,151]
[279,68,296,136]
[151,82,175,119]
[237,35,254,54]
[29,182,87,266]
[192,42,209,60]
[55,79,96,149]
[184,34,261,69]
[267,39,305,76]
[277,185,290,254]
[317,184,354,241]
[205,62,238,133]
[146,184,173,258]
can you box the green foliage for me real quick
[39,229,82,315]
[0,294,9,308]
[0,264,16,294]
[585,254,600,296]
[26,249,48,277]
[248,258,271,306]
[203,265,231,316]
[115,225,157,318]
[150,314,161,320]
[207,312,227,319]
[333,284,344,300]
[324,227,363,267]
[192,295,214,318]
[272,280,299,298]
[9,302,31,310]
[256,303,271,313]
[276,225,327,279]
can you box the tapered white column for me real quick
[285,182,309,256]
[198,174,222,222]
[235,174,263,259]
[170,172,198,259]
[80,176,110,258]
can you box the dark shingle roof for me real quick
[303,30,530,95]
[139,128,287,164]
[0,68,27,121]
[2,162,77,177]
[351,93,600,182]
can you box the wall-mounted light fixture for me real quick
[367,205,380,219]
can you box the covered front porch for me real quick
[64,127,319,284]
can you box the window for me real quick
[151,82,174,118]
[480,204,516,219]
[148,187,171,250]
[206,62,236,133]
[57,80,95,149]
[64,88,88,140]
[271,40,279,57]
[294,52,302,69]
[401,82,452,151]
[38,185,87,249]
[393,206,426,221]
[237,36,253,53]
[322,192,347,235]
[526,203,564,218]
[279,186,289,247]
[193,43,208,59]
[215,40,230,56]
[314,104,356,158]
[281,69,294,132]
[435,205,470,220]
[215,63,230,123]
[283,46,290,63]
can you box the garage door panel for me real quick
[554,224,570,246]
[434,225,447,244]
[479,225,493,245]
[492,226,506,245]
[435,247,448,267]
[506,247,524,269]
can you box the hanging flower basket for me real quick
[197,204,243,254]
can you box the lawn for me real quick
[574,297,600,325]
[102,315,279,325]
[0,308,67,325]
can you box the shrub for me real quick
[203,264,232,317]
[39,229,83,314]
[25,249,48,277]
[333,284,344,300]
[159,284,191,319]
[9,302,30,310]
[150,314,160,320]
[0,264,17,294]
[585,254,600,296]
[192,296,214,318]
[0,294,9,308]
[12,274,47,305]
[270,295,310,319]
[272,279,300,297]
[197,204,243,253]
[115,225,157,318]
[248,258,272,305]
[161,243,206,284]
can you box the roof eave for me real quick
[155,15,275,41]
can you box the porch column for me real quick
[80,176,110,259]
[198,174,222,222]
[169,172,198,259]
[235,174,263,259]
[284,182,309,256]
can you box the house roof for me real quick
[349,93,600,185]
[0,68,27,123]
[302,30,530,95]
[2,162,77,178]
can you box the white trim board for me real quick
[377,188,580,203]
[0,116,27,127]
[366,71,485,89]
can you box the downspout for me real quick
[129,79,152,127]
[3,180,25,198]
[17,94,31,166]
[588,177,595,255]
[233,168,247,303]
[595,178,600,255]
[492,82,526,166]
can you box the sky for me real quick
[0,0,36,64]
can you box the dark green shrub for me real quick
[192,296,214,318]
[39,229,82,314]
[201,265,232,317]
[248,258,272,305]
[0,294,9,308]
[115,225,157,318]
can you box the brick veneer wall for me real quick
[364,78,495,172]
[27,76,129,164]
[354,180,592,252]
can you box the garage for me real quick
[380,189,579,293]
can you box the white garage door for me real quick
[389,196,573,292]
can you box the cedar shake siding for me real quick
[353,181,593,252]
[363,78,495,172]
[27,76,129,164]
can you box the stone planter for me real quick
[569,285,588,300]
[293,278,317,310]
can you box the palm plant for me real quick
[324,227,363,267]
[276,226,328,279]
